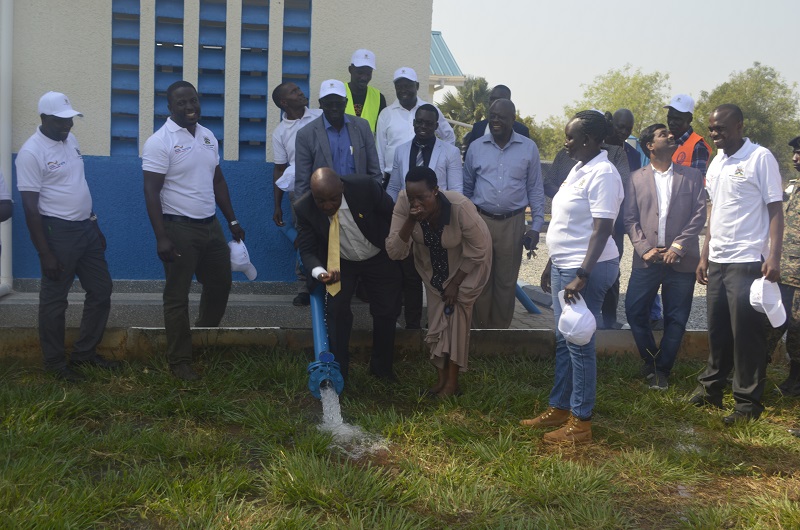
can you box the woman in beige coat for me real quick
[386,166,491,396]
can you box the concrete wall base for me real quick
[0,327,717,365]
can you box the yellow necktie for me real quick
[326,211,341,296]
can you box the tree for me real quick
[566,65,671,136]
[695,62,800,176]
[438,76,490,145]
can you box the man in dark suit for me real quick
[294,79,381,198]
[623,123,707,390]
[295,167,401,382]
[462,85,529,156]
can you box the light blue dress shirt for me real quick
[323,115,356,176]
[463,132,544,231]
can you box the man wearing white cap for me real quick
[665,94,712,176]
[143,81,246,381]
[16,91,118,382]
[294,79,381,198]
[376,67,455,182]
[692,104,784,424]
[345,49,386,133]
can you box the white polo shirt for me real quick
[142,118,220,219]
[547,150,624,269]
[0,170,10,201]
[706,138,783,263]
[16,128,92,221]
[375,98,455,174]
[272,107,322,192]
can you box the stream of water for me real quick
[318,385,388,459]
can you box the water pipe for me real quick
[278,224,344,398]
[515,282,542,314]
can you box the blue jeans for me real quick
[549,257,619,420]
[625,264,696,376]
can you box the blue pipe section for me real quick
[515,283,542,314]
[279,224,344,399]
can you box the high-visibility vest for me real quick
[345,84,380,132]
[673,131,711,167]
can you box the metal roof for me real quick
[430,31,464,77]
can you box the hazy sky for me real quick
[432,0,798,124]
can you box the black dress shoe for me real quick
[49,366,86,383]
[788,428,800,438]
[723,410,759,425]
[170,363,200,381]
[292,292,310,306]
[687,391,723,409]
[71,355,123,371]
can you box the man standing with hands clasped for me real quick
[143,81,245,381]
[690,104,784,424]
[624,123,706,390]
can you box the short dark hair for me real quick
[639,123,667,158]
[490,84,511,99]
[573,110,611,144]
[166,80,196,103]
[405,165,438,190]
[416,103,439,120]
[271,82,292,110]
[714,103,744,124]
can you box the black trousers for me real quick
[401,250,423,328]
[325,250,402,380]
[699,261,768,415]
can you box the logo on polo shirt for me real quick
[173,145,192,154]
[203,136,211,146]
[733,166,744,177]
[47,160,66,171]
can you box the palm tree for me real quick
[439,76,490,144]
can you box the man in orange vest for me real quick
[664,94,712,176]
[345,49,387,134]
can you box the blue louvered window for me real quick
[198,0,226,151]
[111,0,141,156]
[282,0,311,99]
[154,0,185,138]
[238,0,269,160]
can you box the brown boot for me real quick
[520,407,570,427]
[543,414,592,445]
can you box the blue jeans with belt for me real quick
[549,257,618,420]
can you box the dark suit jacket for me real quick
[623,163,707,273]
[463,120,530,155]
[295,174,395,284]
[294,115,381,197]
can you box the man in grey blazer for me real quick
[386,104,462,201]
[294,79,381,198]
[623,123,707,390]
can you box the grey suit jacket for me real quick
[386,138,463,201]
[293,114,381,197]
[623,163,707,273]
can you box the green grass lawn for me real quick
[1,348,799,529]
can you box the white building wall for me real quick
[9,0,434,159]
[11,0,112,155]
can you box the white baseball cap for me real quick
[38,91,83,118]
[557,290,596,346]
[664,94,695,114]
[393,67,418,82]
[228,240,257,281]
[319,79,347,99]
[750,277,786,328]
[350,49,376,70]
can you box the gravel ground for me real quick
[518,234,709,330]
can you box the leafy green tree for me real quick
[439,76,490,144]
[566,64,671,136]
[695,62,800,176]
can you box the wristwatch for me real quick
[576,267,590,280]
[229,220,239,227]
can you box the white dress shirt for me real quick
[652,163,674,247]
[311,195,380,279]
